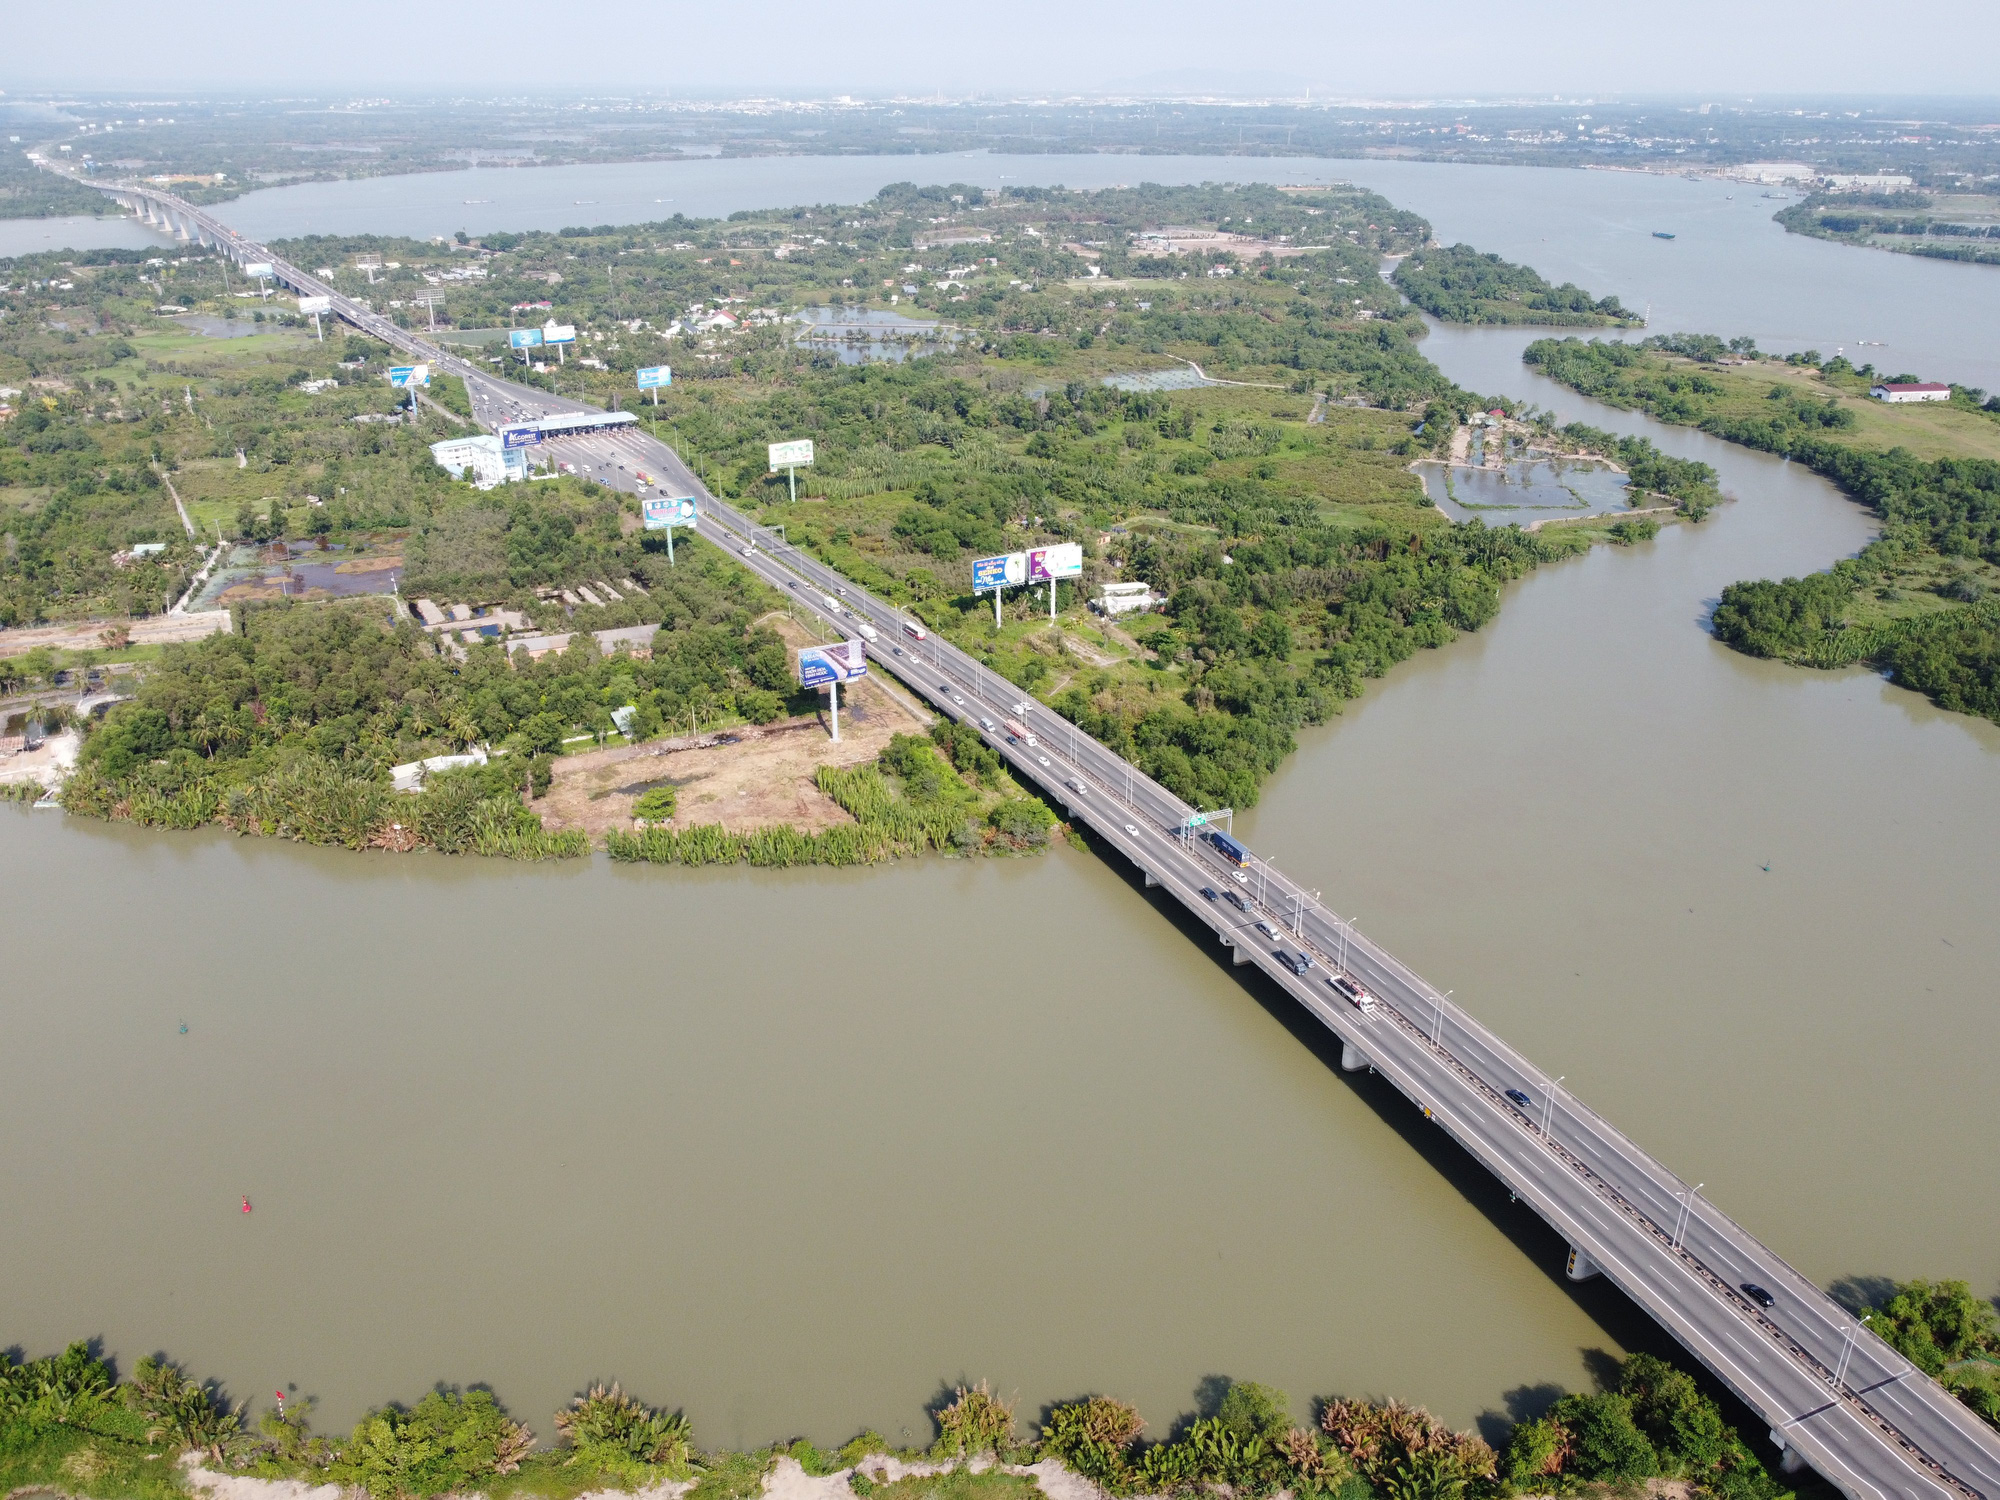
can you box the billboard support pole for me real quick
[829,678,839,743]
[993,585,1002,628]
[666,522,675,566]
[788,464,796,503]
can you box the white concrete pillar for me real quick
[1565,1245,1602,1281]
[1341,1040,1371,1072]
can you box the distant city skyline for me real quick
[6,0,1999,98]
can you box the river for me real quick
[3,155,1997,1449]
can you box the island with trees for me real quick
[1393,244,1640,327]
[1524,334,2000,724]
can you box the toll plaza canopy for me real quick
[516,411,640,440]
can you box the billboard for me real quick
[500,424,542,448]
[542,323,576,345]
[1028,542,1084,581]
[508,328,544,349]
[387,363,430,388]
[243,261,274,278]
[767,439,815,470]
[296,295,331,315]
[798,639,869,688]
[635,365,672,390]
[972,552,1028,591]
[641,495,697,530]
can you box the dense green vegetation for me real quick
[1856,1279,2000,1428]
[1525,336,2000,723]
[0,155,114,219]
[1775,191,2000,268]
[12,183,1717,849]
[4,1337,1809,1500]
[1393,245,1639,327]
[60,549,786,856]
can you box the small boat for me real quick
[1652,231,1677,240]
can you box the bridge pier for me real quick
[1224,937,1250,966]
[1144,870,1159,888]
[1766,1435,1808,1476]
[1565,1245,1602,1282]
[1340,1040,1370,1072]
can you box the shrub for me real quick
[932,1381,1015,1457]
[553,1382,693,1477]
[332,1389,535,1499]
[632,785,677,823]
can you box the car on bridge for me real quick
[1506,1088,1532,1110]
[1741,1283,1775,1309]
[1279,951,1313,976]
[1332,973,1376,1012]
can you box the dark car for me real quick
[1200,887,1218,901]
[1505,1088,1532,1109]
[1741,1283,1775,1309]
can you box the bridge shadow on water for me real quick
[1089,837,1825,1467]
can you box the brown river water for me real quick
[3,161,1997,1448]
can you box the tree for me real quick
[123,1354,248,1463]
[1548,1392,1656,1481]
[1866,1280,2000,1377]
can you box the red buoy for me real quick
[241,1197,252,1213]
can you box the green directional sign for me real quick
[1188,812,1209,827]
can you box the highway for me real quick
[64,171,2000,1500]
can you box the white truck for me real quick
[1331,973,1377,1013]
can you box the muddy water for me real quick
[0,807,1624,1446]
[1244,321,2000,1312]
[5,162,2000,1451]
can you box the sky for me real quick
[5,0,2000,98]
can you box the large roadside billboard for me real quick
[1027,543,1084,581]
[972,552,1027,591]
[542,323,577,345]
[508,328,543,350]
[499,424,542,448]
[635,365,672,390]
[641,495,697,530]
[797,639,868,687]
[296,295,331,315]
[767,439,815,470]
[387,363,429,388]
[243,261,274,279]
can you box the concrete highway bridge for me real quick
[55,167,2000,1500]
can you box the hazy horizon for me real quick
[7,0,2000,99]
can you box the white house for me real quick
[1870,382,1951,404]
[429,434,527,489]
[1094,581,1155,618]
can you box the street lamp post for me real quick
[1432,990,1451,1048]
[1541,1077,1564,1138]
[1833,1313,1873,1391]
[1671,1183,1705,1250]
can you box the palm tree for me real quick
[123,1356,248,1464]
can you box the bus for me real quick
[1209,830,1250,867]
[902,619,927,642]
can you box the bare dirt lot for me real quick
[536,674,930,841]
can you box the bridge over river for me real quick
[51,165,2000,1500]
